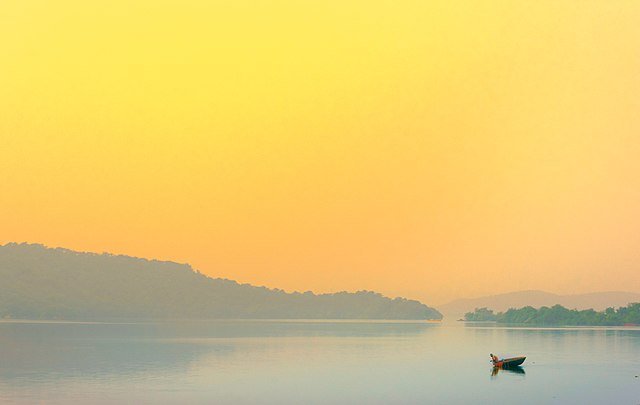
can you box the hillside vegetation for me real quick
[464,304,640,326]
[0,243,442,321]
[440,290,640,317]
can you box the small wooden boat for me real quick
[497,356,526,368]
[493,356,526,368]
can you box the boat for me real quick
[490,354,526,368]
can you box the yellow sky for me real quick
[2,0,640,304]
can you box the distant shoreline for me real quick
[464,304,640,326]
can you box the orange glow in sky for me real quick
[2,1,639,304]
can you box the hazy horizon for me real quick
[3,0,640,305]
[3,241,639,306]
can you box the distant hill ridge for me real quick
[0,243,442,321]
[440,290,640,317]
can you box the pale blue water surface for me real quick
[0,320,639,404]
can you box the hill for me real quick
[440,290,640,318]
[0,243,442,320]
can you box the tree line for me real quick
[465,303,640,325]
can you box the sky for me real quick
[1,0,639,304]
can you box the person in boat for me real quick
[490,353,500,365]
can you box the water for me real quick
[0,320,639,404]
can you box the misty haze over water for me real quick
[1,320,639,404]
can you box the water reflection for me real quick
[0,320,436,384]
[491,365,526,377]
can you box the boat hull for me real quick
[495,356,526,368]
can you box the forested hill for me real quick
[464,304,640,326]
[0,243,442,321]
[440,290,640,317]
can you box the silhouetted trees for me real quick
[0,243,442,321]
[464,303,640,325]
[463,307,496,321]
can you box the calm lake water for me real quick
[0,320,639,404]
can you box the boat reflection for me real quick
[491,365,525,377]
